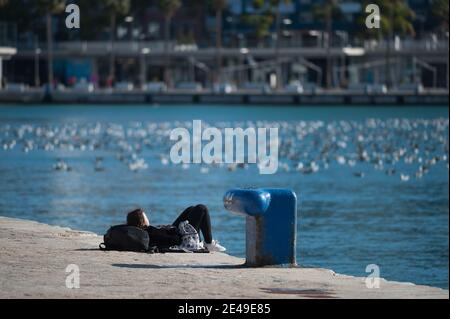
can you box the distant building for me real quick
[0,0,448,89]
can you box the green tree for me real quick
[211,0,228,82]
[313,0,342,88]
[359,0,415,87]
[431,0,449,33]
[35,0,66,88]
[243,14,273,46]
[101,0,131,83]
[242,0,273,47]
[72,1,110,41]
[0,0,7,50]
[157,0,181,86]
[269,0,291,89]
[0,0,33,30]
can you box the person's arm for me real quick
[146,226,180,247]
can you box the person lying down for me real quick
[126,205,226,252]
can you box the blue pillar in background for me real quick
[223,188,297,267]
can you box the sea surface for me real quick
[0,104,448,289]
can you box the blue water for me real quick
[0,104,448,289]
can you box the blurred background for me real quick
[0,0,448,93]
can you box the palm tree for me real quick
[313,0,341,89]
[431,0,449,88]
[243,14,274,48]
[102,0,131,85]
[35,0,66,89]
[243,0,273,47]
[386,1,415,87]
[361,0,415,88]
[211,0,228,83]
[431,0,449,34]
[269,0,291,89]
[73,0,111,41]
[0,0,7,88]
[157,0,181,86]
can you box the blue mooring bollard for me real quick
[223,188,297,267]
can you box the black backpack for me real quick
[99,225,151,252]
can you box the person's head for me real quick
[126,208,150,228]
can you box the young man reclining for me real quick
[126,205,226,252]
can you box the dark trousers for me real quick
[172,204,213,244]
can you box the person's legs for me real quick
[196,205,213,244]
[173,204,213,244]
[172,206,194,227]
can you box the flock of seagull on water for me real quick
[1,118,448,182]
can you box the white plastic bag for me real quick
[177,220,204,251]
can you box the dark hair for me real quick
[127,208,147,228]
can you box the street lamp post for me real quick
[125,16,134,41]
[140,47,150,89]
[239,47,249,85]
[336,31,348,87]
[34,48,41,88]
[34,35,41,88]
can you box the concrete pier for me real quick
[0,217,447,299]
[0,90,448,106]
